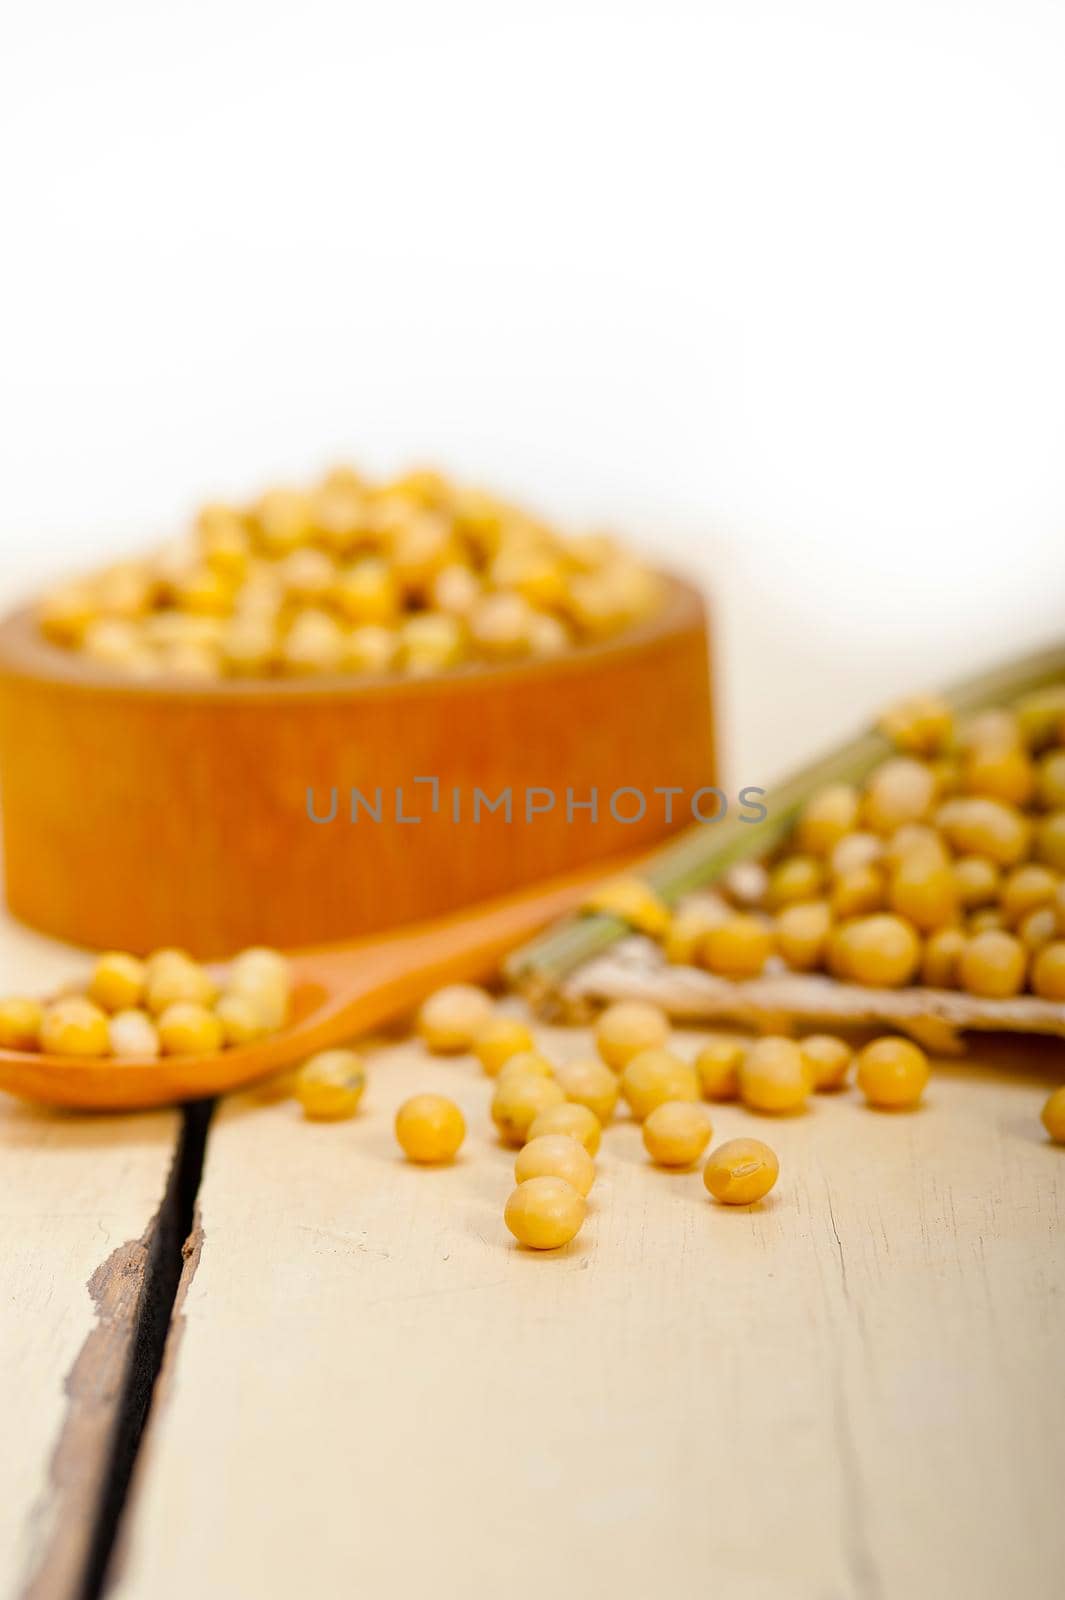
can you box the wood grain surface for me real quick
[108,1015,1065,1600]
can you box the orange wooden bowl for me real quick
[0,576,715,957]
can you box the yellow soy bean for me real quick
[703,1138,779,1205]
[515,1134,595,1196]
[642,1101,713,1168]
[504,1176,586,1249]
[395,1094,466,1162]
[619,1049,700,1122]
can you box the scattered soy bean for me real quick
[297,1050,367,1120]
[553,1056,619,1125]
[526,1101,601,1156]
[595,1001,670,1071]
[738,1037,809,1115]
[620,1049,700,1121]
[855,1037,930,1109]
[515,1134,595,1196]
[497,1050,555,1085]
[417,984,494,1054]
[504,1176,586,1249]
[798,1034,853,1092]
[473,1016,535,1076]
[1041,1086,1065,1144]
[395,1094,466,1163]
[703,1139,780,1205]
[642,1101,712,1168]
[693,1036,744,1101]
[491,1073,565,1147]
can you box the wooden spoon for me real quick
[0,860,628,1111]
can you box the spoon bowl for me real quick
[0,859,626,1110]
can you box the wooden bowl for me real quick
[0,577,715,956]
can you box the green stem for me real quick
[505,640,1065,1002]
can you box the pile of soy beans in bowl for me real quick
[37,466,662,681]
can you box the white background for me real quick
[2,0,1063,782]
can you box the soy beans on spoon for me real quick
[0,945,292,1060]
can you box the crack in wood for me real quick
[18,1103,212,1600]
[101,1207,205,1596]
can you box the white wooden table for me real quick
[3,920,1063,1599]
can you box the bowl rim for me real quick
[0,573,705,705]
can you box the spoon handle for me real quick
[287,853,636,1042]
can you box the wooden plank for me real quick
[0,913,184,1599]
[111,1017,1065,1599]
